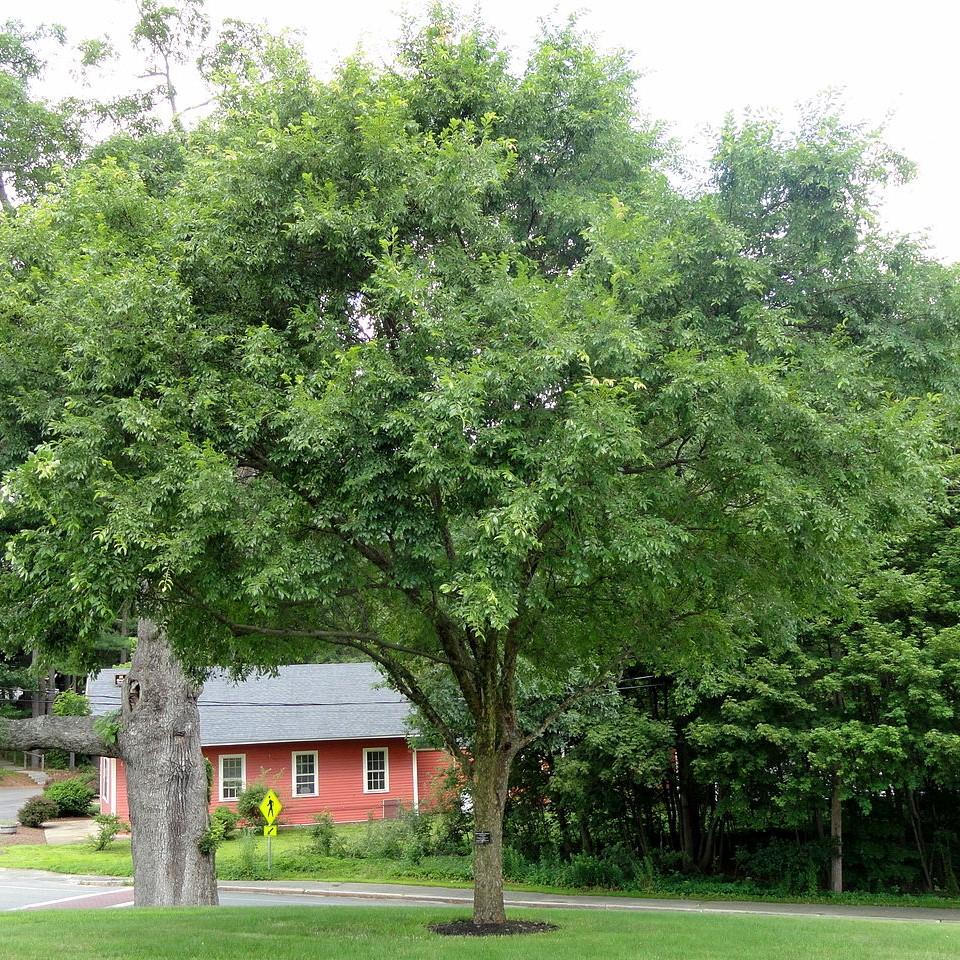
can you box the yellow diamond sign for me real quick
[259,789,282,825]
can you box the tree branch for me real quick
[173,583,455,667]
[0,715,119,758]
[514,649,631,752]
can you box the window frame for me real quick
[291,749,319,798]
[218,753,246,802]
[362,746,390,794]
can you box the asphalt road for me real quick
[2,869,959,922]
[0,788,40,822]
[0,871,460,912]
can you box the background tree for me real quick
[0,20,85,213]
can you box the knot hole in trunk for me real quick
[127,680,142,711]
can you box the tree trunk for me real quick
[677,739,698,871]
[119,620,218,906]
[29,650,43,769]
[906,787,933,891]
[470,748,512,926]
[830,775,842,894]
[1,621,217,907]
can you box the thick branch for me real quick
[0,177,14,215]
[174,583,455,667]
[0,715,120,758]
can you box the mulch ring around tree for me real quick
[430,919,559,937]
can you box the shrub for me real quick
[237,784,268,827]
[234,826,265,878]
[91,814,127,851]
[44,777,95,816]
[198,816,227,855]
[342,811,409,860]
[336,807,471,862]
[735,838,829,895]
[76,766,99,791]
[212,806,240,840]
[51,691,91,718]
[308,812,339,855]
[44,750,70,770]
[562,852,631,889]
[18,795,59,827]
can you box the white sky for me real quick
[19,0,960,264]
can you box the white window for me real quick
[363,747,389,793]
[219,754,246,801]
[292,750,318,797]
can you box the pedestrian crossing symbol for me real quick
[259,789,283,825]
[263,824,277,837]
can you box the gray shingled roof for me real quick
[86,662,414,746]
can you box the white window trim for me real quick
[363,747,390,794]
[291,750,319,798]
[219,753,246,802]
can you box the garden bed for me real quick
[0,825,46,847]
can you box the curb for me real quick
[220,884,471,905]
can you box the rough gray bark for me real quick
[0,713,119,757]
[470,749,513,925]
[119,619,218,906]
[0,620,217,906]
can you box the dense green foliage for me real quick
[91,812,127,851]
[16,793,58,826]
[236,784,268,827]
[44,776,95,816]
[211,805,239,839]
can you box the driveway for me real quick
[0,788,40,823]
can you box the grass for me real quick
[4,906,960,960]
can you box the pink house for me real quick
[88,663,450,825]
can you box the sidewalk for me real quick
[42,819,98,845]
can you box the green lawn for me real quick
[4,906,960,960]
[0,833,468,885]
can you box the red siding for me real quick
[416,748,456,811]
[116,758,129,822]
[102,740,450,825]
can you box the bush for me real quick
[44,777,95,816]
[235,826,264,878]
[91,814,127,851]
[18,795,59,827]
[237,784,268,827]
[336,807,470,862]
[44,750,70,770]
[308,812,340,856]
[212,806,240,840]
[735,838,829,895]
[198,816,227,855]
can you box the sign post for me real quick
[258,789,283,873]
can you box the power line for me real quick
[79,680,669,710]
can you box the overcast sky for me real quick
[21,0,960,264]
